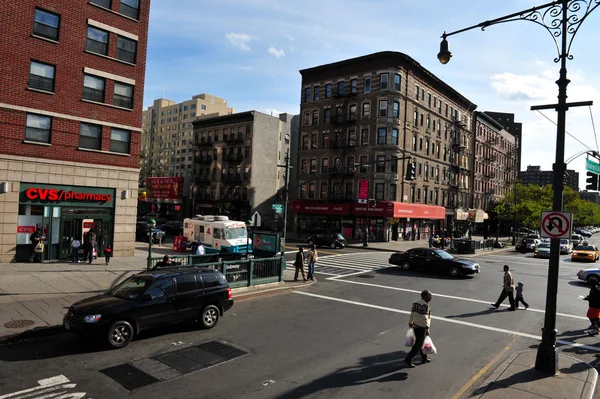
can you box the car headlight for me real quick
[83,314,102,323]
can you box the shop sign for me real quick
[20,183,115,208]
[83,222,94,229]
[145,177,183,203]
[290,200,351,215]
[17,226,35,233]
[358,180,369,200]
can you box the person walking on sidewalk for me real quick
[583,281,600,335]
[307,244,318,281]
[293,247,307,282]
[515,281,529,310]
[30,227,44,263]
[104,245,112,265]
[71,238,81,263]
[84,229,97,264]
[491,265,516,311]
[404,290,433,368]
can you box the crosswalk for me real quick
[286,251,395,276]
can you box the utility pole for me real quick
[278,149,291,255]
[363,181,370,247]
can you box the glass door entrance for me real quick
[60,210,113,261]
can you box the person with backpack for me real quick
[307,244,318,281]
[293,247,307,282]
[84,229,97,264]
[30,227,44,263]
[71,237,81,263]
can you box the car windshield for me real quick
[110,277,151,301]
[575,246,595,251]
[560,239,568,245]
[336,233,344,240]
[225,227,247,240]
[537,243,550,249]
[433,250,454,260]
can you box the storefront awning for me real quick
[290,200,352,216]
[353,201,446,219]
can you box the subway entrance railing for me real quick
[148,253,285,288]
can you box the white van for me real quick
[183,215,250,253]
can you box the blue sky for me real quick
[144,0,600,189]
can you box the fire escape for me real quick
[329,87,357,199]
[449,117,470,210]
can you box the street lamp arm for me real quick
[565,149,599,164]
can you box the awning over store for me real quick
[290,200,352,216]
[291,200,445,220]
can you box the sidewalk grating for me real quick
[100,363,160,391]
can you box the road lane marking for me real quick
[479,255,584,271]
[319,278,588,321]
[0,375,87,399]
[294,291,600,352]
[448,336,518,399]
[328,267,392,279]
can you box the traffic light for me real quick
[405,159,416,181]
[586,171,599,190]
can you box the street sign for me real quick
[540,211,572,239]
[586,158,600,174]
[252,211,262,227]
[272,204,283,214]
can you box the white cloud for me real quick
[489,72,556,102]
[240,66,254,71]
[268,46,285,58]
[226,32,252,51]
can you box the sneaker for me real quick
[491,303,499,309]
[508,308,516,311]
[421,358,431,364]
[404,359,416,368]
[525,305,529,309]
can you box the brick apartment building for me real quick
[293,52,477,241]
[192,111,297,228]
[0,0,150,262]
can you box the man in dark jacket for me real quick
[293,247,307,282]
[491,265,516,311]
[84,229,96,264]
[30,227,43,263]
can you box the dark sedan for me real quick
[388,248,481,277]
[307,233,347,249]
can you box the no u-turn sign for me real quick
[540,211,572,239]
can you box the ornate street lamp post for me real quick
[438,0,597,375]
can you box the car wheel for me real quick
[401,261,410,271]
[330,243,336,249]
[587,275,600,285]
[449,267,460,277]
[201,305,220,329]
[107,320,134,349]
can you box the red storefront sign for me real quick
[352,201,446,219]
[358,180,369,200]
[290,200,351,215]
[17,226,36,233]
[83,222,94,229]
[145,177,183,202]
[25,188,112,203]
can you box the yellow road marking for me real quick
[448,336,518,399]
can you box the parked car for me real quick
[388,248,481,277]
[560,239,573,254]
[136,222,165,243]
[307,233,347,249]
[577,267,600,285]
[534,243,551,258]
[574,229,593,238]
[159,221,184,236]
[571,244,600,262]
[516,238,541,252]
[63,267,234,348]
[571,234,584,247]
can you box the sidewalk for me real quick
[471,350,597,399]
[0,242,310,342]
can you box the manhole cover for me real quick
[4,320,35,329]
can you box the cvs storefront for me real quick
[16,183,115,262]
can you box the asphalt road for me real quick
[2,239,600,398]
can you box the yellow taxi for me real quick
[571,244,600,262]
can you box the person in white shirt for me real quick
[195,240,205,255]
[405,290,433,368]
[71,238,81,263]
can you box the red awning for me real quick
[290,200,351,216]
[352,201,446,220]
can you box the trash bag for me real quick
[422,336,437,355]
[404,328,416,347]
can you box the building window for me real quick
[322,133,329,148]
[325,83,332,98]
[311,134,318,149]
[348,130,356,146]
[82,74,105,102]
[337,81,344,95]
[33,8,60,41]
[90,0,111,8]
[303,111,309,126]
[351,79,358,93]
[320,183,328,199]
[349,104,357,120]
[116,36,137,64]
[377,127,387,144]
[415,85,420,99]
[364,76,371,93]
[304,88,310,102]
[376,155,386,173]
[345,182,353,199]
[312,110,318,125]
[310,159,316,174]
[301,159,308,174]
[79,123,102,150]
[391,128,399,145]
[25,113,51,143]
[375,183,385,200]
[380,73,388,90]
[308,183,316,199]
[361,129,369,146]
[412,136,417,151]
[391,156,398,173]
[426,140,430,155]
[321,158,329,174]
[86,26,108,55]
[362,102,370,118]
[360,155,368,172]
[428,93,432,107]
[324,109,331,124]
[120,0,139,19]
[113,82,134,109]
[394,73,401,91]
[29,60,55,92]
[378,100,387,117]
[393,101,400,118]
[110,128,130,153]
[389,184,397,201]
[313,86,320,101]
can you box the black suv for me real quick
[63,268,234,348]
[307,233,347,249]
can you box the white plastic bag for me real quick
[422,336,437,355]
[404,328,416,347]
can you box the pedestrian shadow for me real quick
[275,350,409,398]
[567,281,590,288]
[447,308,496,319]
[558,329,590,338]
[471,367,549,396]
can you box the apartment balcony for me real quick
[195,137,213,147]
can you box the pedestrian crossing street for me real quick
[286,251,396,276]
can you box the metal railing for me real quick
[149,255,285,288]
[450,238,497,254]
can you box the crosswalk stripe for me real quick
[286,252,396,275]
